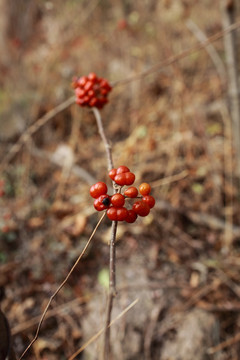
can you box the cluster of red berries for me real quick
[72,72,112,109]
[0,179,5,197]
[90,166,155,223]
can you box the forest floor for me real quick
[0,1,240,359]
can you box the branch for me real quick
[221,2,240,176]
[19,212,106,360]
[92,107,114,171]
[0,96,75,172]
[103,220,118,359]
[68,298,139,360]
[113,20,240,87]
[91,107,117,360]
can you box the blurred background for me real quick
[0,1,240,359]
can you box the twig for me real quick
[30,146,96,184]
[113,20,240,87]
[207,331,240,355]
[12,297,87,336]
[151,170,189,188]
[180,279,221,311]
[19,212,106,360]
[91,107,118,359]
[220,104,234,249]
[68,298,139,360]
[221,3,240,177]
[144,303,164,360]
[0,96,75,172]
[186,19,226,86]
[186,19,234,249]
[92,107,114,171]
[103,220,118,359]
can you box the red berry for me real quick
[117,207,128,221]
[114,174,127,186]
[107,207,128,221]
[100,80,112,91]
[76,98,85,105]
[71,76,79,89]
[139,183,151,196]
[116,166,130,174]
[90,182,108,198]
[99,97,108,105]
[83,95,90,104]
[124,172,135,185]
[125,210,137,223]
[124,186,138,198]
[132,201,150,217]
[111,193,125,207]
[94,195,111,211]
[88,72,97,82]
[107,207,118,220]
[89,97,98,107]
[84,81,94,92]
[101,88,108,96]
[87,89,95,98]
[78,76,88,87]
[109,168,117,180]
[142,195,155,209]
[75,88,86,98]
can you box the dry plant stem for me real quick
[186,19,233,248]
[221,4,240,177]
[91,108,117,359]
[19,212,106,360]
[12,297,87,336]
[103,220,118,359]
[113,20,240,87]
[151,170,189,188]
[0,96,75,172]
[92,107,114,171]
[186,19,226,85]
[68,298,139,360]
[207,330,240,355]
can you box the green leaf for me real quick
[98,268,109,289]
[192,183,204,194]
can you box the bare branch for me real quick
[92,107,114,171]
[19,212,106,360]
[68,299,139,360]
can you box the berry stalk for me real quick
[92,107,113,171]
[91,104,116,358]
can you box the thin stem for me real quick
[103,220,118,359]
[0,96,75,172]
[91,107,118,359]
[19,212,106,360]
[109,221,118,295]
[113,20,240,87]
[92,107,114,171]
[68,298,139,360]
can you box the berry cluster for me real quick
[72,72,112,109]
[90,166,155,223]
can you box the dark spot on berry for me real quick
[102,197,110,206]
